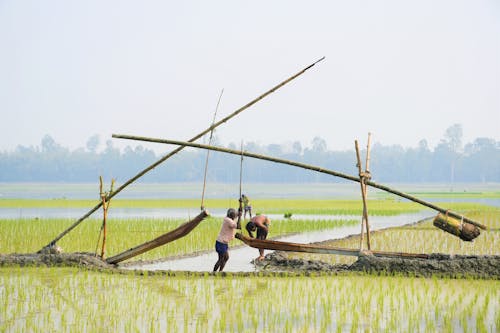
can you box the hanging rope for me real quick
[200,89,224,210]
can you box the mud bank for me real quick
[1,251,499,278]
[0,252,115,270]
[259,251,500,278]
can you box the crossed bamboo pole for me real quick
[39,57,325,252]
[112,135,488,231]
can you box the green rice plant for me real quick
[288,208,500,266]
[0,197,431,216]
[0,215,358,262]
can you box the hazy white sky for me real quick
[1,0,499,153]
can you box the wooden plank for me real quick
[235,233,429,259]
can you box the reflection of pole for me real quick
[39,57,325,251]
[113,136,488,231]
[201,89,224,210]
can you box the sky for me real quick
[0,0,499,154]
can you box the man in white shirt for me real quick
[213,208,238,272]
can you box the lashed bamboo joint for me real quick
[433,213,481,242]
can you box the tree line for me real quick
[1,125,499,183]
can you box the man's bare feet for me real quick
[257,256,265,261]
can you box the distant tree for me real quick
[444,124,463,153]
[86,134,100,153]
[312,137,327,153]
[292,141,302,155]
[41,135,59,153]
[441,124,463,186]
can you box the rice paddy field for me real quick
[1,184,499,332]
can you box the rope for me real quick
[200,89,224,210]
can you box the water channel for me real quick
[123,210,433,272]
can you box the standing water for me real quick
[124,211,433,272]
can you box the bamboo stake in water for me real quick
[39,57,325,251]
[237,140,244,229]
[355,138,371,250]
[112,136,488,231]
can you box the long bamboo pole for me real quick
[39,57,325,252]
[112,135,488,230]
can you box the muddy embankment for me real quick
[259,251,500,278]
[1,251,499,279]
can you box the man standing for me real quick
[213,208,238,272]
[245,214,271,260]
[240,194,252,219]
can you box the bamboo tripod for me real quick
[95,177,115,259]
[39,57,325,253]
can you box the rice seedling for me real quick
[0,215,357,262]
[287,207,500,266]
[0,197,433,216]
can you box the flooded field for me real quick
[125,211,432,272]
[1,267,498,332]
[1,182,498,332]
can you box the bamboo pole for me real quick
[112,136,488,230]
[99,177,107,258]
[39,57,325,252]
[235,233,429,259]
[356,140,371,250]
[364,133,372,240]
[237,141,244,230]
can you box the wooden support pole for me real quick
[39,57,325,252]
[355,140,371,250]
[99,177,107,259]
[113,136,488,231]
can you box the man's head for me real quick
[226,208,237,219]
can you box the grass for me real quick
[1,197,482,215]
[0,267,498,332]
[0,216,358,261]
[0,195,498,332]
[287,208,500,266]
